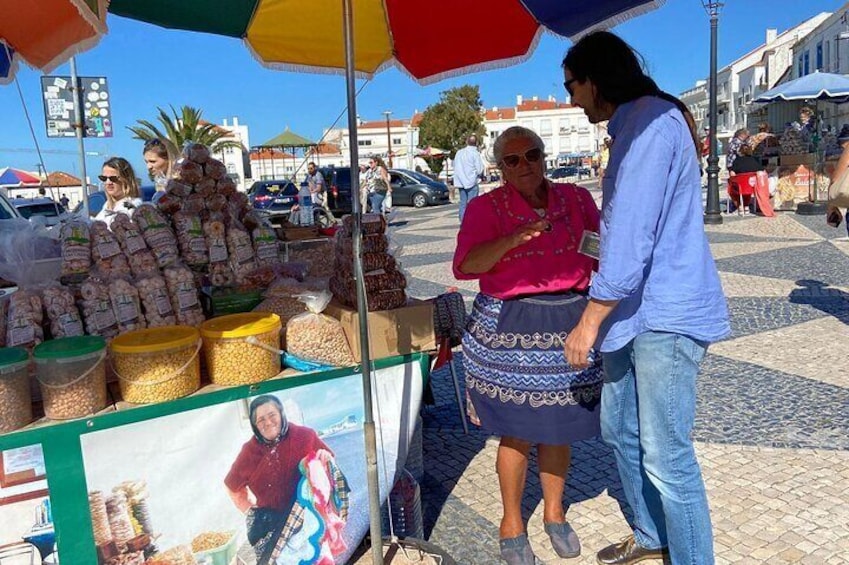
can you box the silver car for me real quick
[11,197,68,226]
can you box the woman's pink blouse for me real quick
[452,182,599,300]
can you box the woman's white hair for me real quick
[493,126,546,165]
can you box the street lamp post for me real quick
[703,0,723,225]
[383,110,393,167]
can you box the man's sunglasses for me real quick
[98,175,121,183]
[501,147,544,168]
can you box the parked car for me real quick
[0,193,22,220]
[73,185,157,216]
[548,166,579,180]
[319,167,355,215]
[12,197,68,226]
[247,179,334,227]
[388,169,450,208]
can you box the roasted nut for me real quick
[113,342,200,404]
[203,328,280,386]
[286,313,354,367]
[38,354,107,420]
[0,361,31,433]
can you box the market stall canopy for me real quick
[0,0,108,83]
[0,167,41,187]
[107,0,665,83]
[257,128,316,149]
[754,71,849,104]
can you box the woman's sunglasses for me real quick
[501,147,544,168]
[98,175,121,183]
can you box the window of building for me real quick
[358,139,372,146]
[826,40,831,71]
[798,55,803,76]
[560,137,571,151]
[578,136,590,150]
[559,118,570,133]
[522,120,534,130]
[804,51,810,75]
[817,42,823,71]
[490,131,498,140]
[539,119,552,135]
[392,137,402,145]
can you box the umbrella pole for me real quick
[342,1,383,564]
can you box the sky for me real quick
[1,0,846,181]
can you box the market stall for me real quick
[755,71,849,213]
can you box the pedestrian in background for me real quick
[59,193,69,209]
[453,134,485,222]
[366,156,391,215]
[562,30,730,565]
[725,128,749,171]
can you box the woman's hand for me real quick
[508,220,548,249]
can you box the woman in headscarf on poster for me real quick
[225,395,350,563]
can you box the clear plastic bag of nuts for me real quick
[285,290,354,367]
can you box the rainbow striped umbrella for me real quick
[0,0,108,83]
[107,0,664,83]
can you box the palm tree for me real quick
[128,105,243,159]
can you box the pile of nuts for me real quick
[37,352,107,420]
[105,491,135,552]
[105,552,143,565]
[0,361,31,433]
[286,311,354,367]
[203,326,281,386]
[191,531,232,552]
[113,340,201,404]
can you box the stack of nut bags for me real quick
[330,214,408,311]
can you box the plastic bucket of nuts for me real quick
[110,326,202,404]
[0,347,33,433]
[34,335,107,420]
[200,313,282,386]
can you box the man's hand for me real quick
[563,319,599,369]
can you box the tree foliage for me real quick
[418,85,486,173]
[128,105,243,160]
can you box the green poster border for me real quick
[0,353,430,564]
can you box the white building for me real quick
[483,95,602,168]
[208,117,251,191]
[680,12,830,142]
[324,114,424,170]
[784,4,849,131]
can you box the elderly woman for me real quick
[93,157,142,229]
[225,395,330,560]
[453,126,603,564]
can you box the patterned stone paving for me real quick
[386,200,849,565]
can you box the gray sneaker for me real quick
[544,521,581,558]
[499,533,545,565]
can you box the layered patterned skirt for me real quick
[463,293,603,445]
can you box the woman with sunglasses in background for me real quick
[94,157,142,229]
[453,126,603,564]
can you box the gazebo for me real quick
[253,127,317,180]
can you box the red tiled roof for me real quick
[517,100,572,112]
[411,112,424,127]
[484,108,516,120]
[249,150,295,160]
[359,118,410,129]
[44,171,81,187]
[309,142,341,155]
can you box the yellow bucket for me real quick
[111,326,201,404]
[200,313,281,386]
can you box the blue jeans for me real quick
[458,184,479,223]
[370,192,386,215]
[601,331,714,565]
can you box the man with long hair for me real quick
[561,31,730,565]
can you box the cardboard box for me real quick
[324,300,436,363]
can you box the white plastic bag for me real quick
[285,291,354,367]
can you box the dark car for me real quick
[319,167,355,215]
[388,169,450,208]
[248,179,335,227]
[548,166,579,180]
[12,198,67,226]
[247,180,299,213]
[73,185,157,216]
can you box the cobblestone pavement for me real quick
[388,196,849,565]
